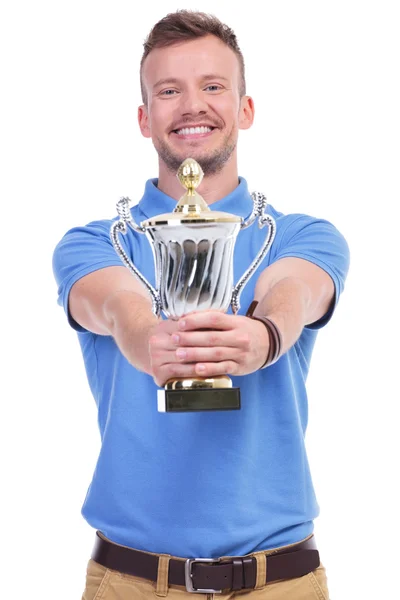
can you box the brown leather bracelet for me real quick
[246,300,283,368]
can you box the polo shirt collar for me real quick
[138,177,254,220]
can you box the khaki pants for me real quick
[81,539,330,600]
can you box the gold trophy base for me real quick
[157,375,241,413]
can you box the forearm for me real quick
[254,276,313,354]
[102,290,159,374]
[69,267,159,374]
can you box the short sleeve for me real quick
[52,219,127,332]
[273,214,350,329]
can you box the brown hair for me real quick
[140,10,246,104]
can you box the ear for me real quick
[138,105,151,138]
[238,96,255,130]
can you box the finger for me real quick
[149,317,181,338]
[155,319,181,334]
[175,346,240,363]
[171,329,249,349]
[148,332,179,352]
[154,362,199,387]
[150,351,182,368]
[194,361,239,378]
[178,311,234,332]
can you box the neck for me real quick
[157,155,240,204]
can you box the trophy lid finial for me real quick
[177,158,204,193]
[175,158,209,214]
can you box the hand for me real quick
[148,318,200,387]
[170,310,270,379]
[148,311,270,387]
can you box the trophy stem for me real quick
[164,375,233,391]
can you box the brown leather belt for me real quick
[91,532,320,593]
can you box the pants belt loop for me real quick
[253,552,267,589]
[155,554,170,597]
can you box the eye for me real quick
[204,84,223,92]
[160,89,179,96]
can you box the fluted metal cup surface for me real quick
[146,221,240,318]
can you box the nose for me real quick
[180,87,208,116]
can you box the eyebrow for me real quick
[153,74,230,89]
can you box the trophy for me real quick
[110,159,276,412]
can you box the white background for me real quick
[1,1,399,598]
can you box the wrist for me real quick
[246,301,283,368]
[103,290,158,373]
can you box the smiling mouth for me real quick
[172,126,216,136]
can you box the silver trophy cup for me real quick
[110,159,276,412]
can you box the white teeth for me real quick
[176,126,213,135]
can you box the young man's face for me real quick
[139,35,254,176]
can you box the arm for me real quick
[69,266,160,374]
[252,257,335,354]
[53,219,186,384]
[68,258,332,385]
[153,257,335,381]
[70,265,190,384]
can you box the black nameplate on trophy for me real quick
[164,388,241,412]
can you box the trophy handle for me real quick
[110,197,162,317]
[231,192,276,314]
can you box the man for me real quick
[53,10,349,599]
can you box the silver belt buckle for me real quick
[185,558,222,594]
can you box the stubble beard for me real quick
[154,130,237,176]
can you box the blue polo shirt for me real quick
[53,178,349,558]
